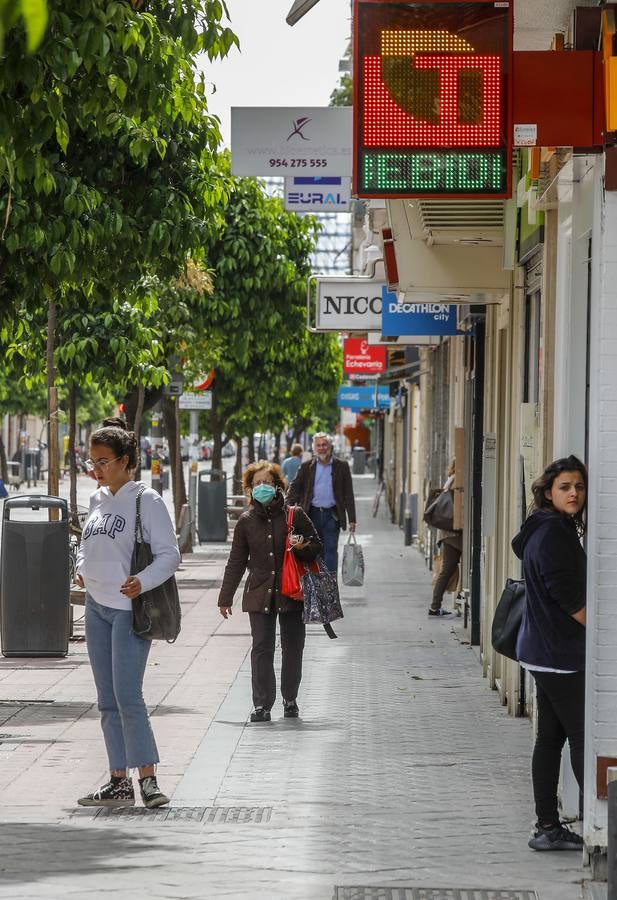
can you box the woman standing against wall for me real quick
[512,455,587,852]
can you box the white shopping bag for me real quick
[341,533,365,587]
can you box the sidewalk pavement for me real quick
[0,475,590,899]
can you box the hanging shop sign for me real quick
[337,385,391,411]
[368,332,440,347]
[178,391,212,411]
[308,276,385,332]
[354,0,513,199]
[231,107,352,176]
[381,288,458,336]
[284,176,351,212]
[344,338,387,375]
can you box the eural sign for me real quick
[308,276,385,332]
[354,0,513,199]
[337,385,391,411]
[381,288,458,336]
[231,107,352,176]
[284,176,351,213]
[344,338,387,375]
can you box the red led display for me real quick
[354,1,513,199]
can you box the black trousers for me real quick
[248,608,306,711]
[531,670,585,825]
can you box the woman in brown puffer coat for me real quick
[218,461,322,722]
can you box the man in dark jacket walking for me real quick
[287,432,356,574]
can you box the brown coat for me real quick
[217,494,322,614]
[287,456,356,530]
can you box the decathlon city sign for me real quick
[231,107,352,176]
[307,275,385,333]
[382,288,458,336]
[354,0,513,199]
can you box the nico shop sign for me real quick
[308,275,385,332]
[344,338,387,374]
[337,385,391,411]
[381,288,458,336]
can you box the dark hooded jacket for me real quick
[512,509,586,671]
[218,492,322,614]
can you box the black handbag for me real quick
[131,486,181,642]
[491,578,525,660]
[423,489,455,531]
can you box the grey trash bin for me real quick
[1,495,70,658]
[198,470,228,542]
[352,448,366,475]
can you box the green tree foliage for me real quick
[0,0,47,53]
[200,174,341,467]
[0,0,236,319]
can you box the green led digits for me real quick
[362,150,505,194]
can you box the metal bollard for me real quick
[189,460,198,545]
[609,768,617,899]
[404,492,413,546]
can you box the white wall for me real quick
[584,161,617,848]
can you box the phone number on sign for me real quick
[269,158,328,168]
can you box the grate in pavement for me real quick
[96,805,272,824]
[175,578,222,589]
[334,891,538,900]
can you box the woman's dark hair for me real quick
[530,454,588,534]
[242,461,287,498]
[90,419,138,470]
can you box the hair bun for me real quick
[102,416,127,430]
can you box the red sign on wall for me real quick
[344,338,387,375]
[354,0,513,199]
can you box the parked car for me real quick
[201,440,213,460]
[222,440,236,457]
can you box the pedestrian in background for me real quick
[287,432,356,575]
[75,420,180,809]
[218,461,322,722]
[429,459,462,617]
[282,443,303,485]
[512,454,587,852]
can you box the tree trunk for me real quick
[133,384,145,481]
[47,300,59,501]
[68,382,79,527]
[210,383,223,477]
[273,431,281,463]
[123,385,163,429]
[0,434,7,484]
[247,431,255,465]
[233,438,243,495]
[161,395,186,526]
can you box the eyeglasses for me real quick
[85,456,121,472]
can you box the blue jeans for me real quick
[85,597,159,771]
[309,506,340,574]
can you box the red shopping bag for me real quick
[281,506,304,600]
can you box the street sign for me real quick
[178,391,212,411]
[308,275,385,332]
[344,338,387,375]
[381,288,458,337]
[337,385,391,411]
[354,0,513,199]
[284,176,351,213]
[231,107,352,176]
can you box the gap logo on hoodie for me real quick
[82,512,126,542]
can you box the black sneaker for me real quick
[528,822,584,851]
[250,707,271,722]
[139,775,170,809]
[283,700,299,718]
[78,776,135,807]
[428,608,452,617]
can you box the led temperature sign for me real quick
[354,1,513,199]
